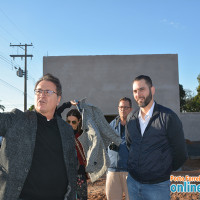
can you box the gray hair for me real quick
[34,73,62,96]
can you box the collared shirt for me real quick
[138,102,155,136]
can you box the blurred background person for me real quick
[106,97,132,200]
[67,109,88,200]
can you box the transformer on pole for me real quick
[10,43,33,111]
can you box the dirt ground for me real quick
[87,158,200,200]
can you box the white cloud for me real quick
[161,19,185,29]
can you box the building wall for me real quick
[43,54,200,141]
[180,113,200,141]
[43,54,179,113]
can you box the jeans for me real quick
[127,173,170,200]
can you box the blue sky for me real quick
[0,0,200,111]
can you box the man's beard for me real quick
[137,90,152,108]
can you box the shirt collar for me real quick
[138,101,155,119]
[36,111,57,122]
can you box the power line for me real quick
[0,78,34,100]
[0,92,33,112]
[0,8,40,63]
[0,7,30,42]
[0,78,23,94]
[0,53,36,85]
[0,8,42,79]
[0,23,21,43]
[4,104,33,109]
[0,54,20,70]
[0,8,39,94]
[10,43,33,111]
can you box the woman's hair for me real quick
[66,109,82,132]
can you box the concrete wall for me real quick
[43,54,200,141]
[180,113,200,141]
[43,54,180,115]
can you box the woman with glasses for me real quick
[66,109,88,200]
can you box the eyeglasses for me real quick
[67,120,78,125]
[118,106,131,110]
[34,89,57,96]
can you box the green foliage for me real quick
[197,74,200,94]
[29,105,35,111]
[0,100,5,112]
[184,96,200,112]
[0,104,5,112]
[179,84,186,112]
[180,74,200,112]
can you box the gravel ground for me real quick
[87,159,200,200]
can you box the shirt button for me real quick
[25,168,28,172]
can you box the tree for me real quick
[196,74,200,94]
[186,74,200,112]
[179,84,186,112]
[29,105,35,111]
[180,74,200,112]
[0,101,5,112]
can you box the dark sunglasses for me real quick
[67,120,77,125]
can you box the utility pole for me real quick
[10,43,33,111]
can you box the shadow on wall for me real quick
[104,115,117,123]
[186,139,200,158]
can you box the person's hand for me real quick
[109,142,119,151]
[70,100,79,106]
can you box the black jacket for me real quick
[126,102,188,184]
[0,109,77,200]
[56,102,72,117]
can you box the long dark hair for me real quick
[66,109,82,133]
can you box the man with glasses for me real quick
[106,97,132,200]
[0,74,77,200]
[126,75,187,200]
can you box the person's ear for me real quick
[151,86,155,96]
[57,96,61,106]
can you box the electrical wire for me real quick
[0,8,42,83]
[0,7,30,42]
[0,78,34,100]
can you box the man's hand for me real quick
[109,142,119,151]
[70,100,79,106]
